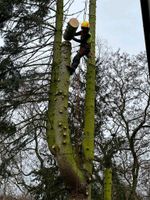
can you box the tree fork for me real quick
[48,41,88,196]
[82,0,96,199]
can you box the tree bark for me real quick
[104,168,112,200]
[52,41,87,193]
[46,0,88,195]
[63,18,79,40]
[47,0,63,152]
[69,192,89,200]
[47,1,97,198]
[47,40,88,197]
[82,0,96,198]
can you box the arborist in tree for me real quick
[67,21,91,75]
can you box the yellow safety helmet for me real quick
[81,21,90,28]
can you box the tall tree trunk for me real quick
[48,39,88,199]
[52,41,87,192]
[46,0,64,152]
[47,0,96,198]
[104,168,112,200]
[82,0,96,199]
[46,1,87,194]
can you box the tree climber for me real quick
[67,21,91,75]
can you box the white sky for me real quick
[68,0,146,55]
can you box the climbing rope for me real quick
[83,0,89,21]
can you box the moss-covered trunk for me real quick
[47,0,63,152]
[46,0,96,198]
[82,0,96,199]
[104,168,112,200]
[52,41,87,192]
[46,0,87,195]
[47,39,88,198]
[83,0,96,171]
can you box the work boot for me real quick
[66,65,75,75]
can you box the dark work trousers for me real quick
[71,44,90,70]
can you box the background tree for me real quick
[95,47,150,199]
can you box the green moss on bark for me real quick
[46,0,63,150]
[82,1,96,199]
[48,41,87,194]
[55,41,87,192]
[46,1,97,198]
[83,0,96,174]
[104,168,112,200]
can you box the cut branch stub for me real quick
[63,18,79,40]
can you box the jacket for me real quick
[73,30,91,47]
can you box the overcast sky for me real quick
[68,0,146,55]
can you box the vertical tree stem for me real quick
[104,168,112,200]
[46,0,63,151]
[82,0,96,199]
[83,0,96,172]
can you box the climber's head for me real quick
[81,21,90,29]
